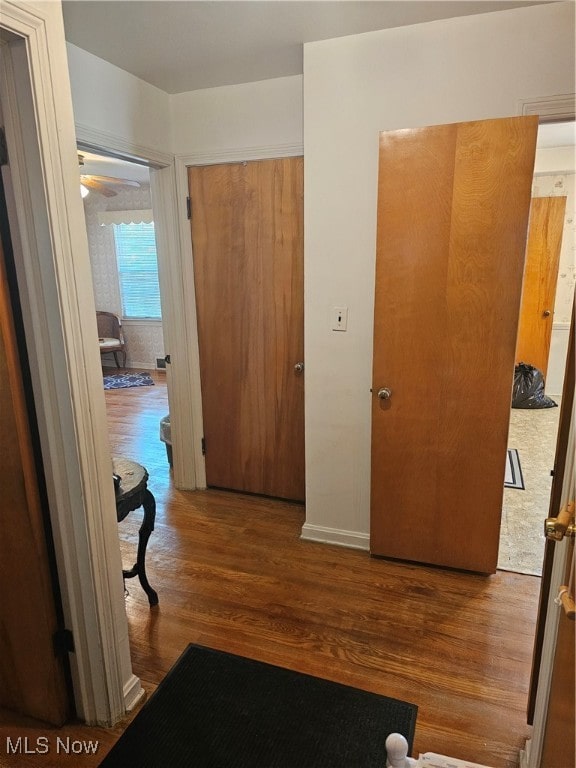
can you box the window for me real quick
[113,222,161,319]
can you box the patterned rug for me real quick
[103,371,155,390]
[504,449,524,490]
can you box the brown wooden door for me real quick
[189,158,304,501]
[528,298,574,726]
[516,196,566,378]
[370,116,538,573]
[540,533,575,768]
[0,237,69,724]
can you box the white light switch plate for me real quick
[332,306,348,331]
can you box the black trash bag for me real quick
[512,362,557,409]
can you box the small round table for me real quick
[113,457,159,607]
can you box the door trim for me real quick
[175,143,304,489]
[519,93,576,121]
[0,1,138,725]
[74,124,197,492]
[522,411,575,767]
[518,98,575,767]
[523,301,575,765]
[74,122,174,168]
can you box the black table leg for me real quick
[122,488,159,606]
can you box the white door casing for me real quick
[75,126,198,493]
[0,0,139,724]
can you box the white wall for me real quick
[536,146,575,176]
[171,75,303,155]
[65,43,171,371]
[302,2,575,546]
[66,43,171,151]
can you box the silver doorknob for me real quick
[543,309,551,317]
[377,387,392,400]
[294,362,304,374]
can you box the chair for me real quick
[97,311,126,368]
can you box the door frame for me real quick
[521,100,575,402]
[521,376,574,767]
[174,143,303,490]
[0,1,189,725]
[518,95,575,768]
[73,127,197,492]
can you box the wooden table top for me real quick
[113,458,149,521]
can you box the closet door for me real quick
[370,116,538,572]
[189,158,305,501]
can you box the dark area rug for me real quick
[103,371,155,390]
[99,644,418,768]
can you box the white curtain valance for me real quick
[97,209,153,226]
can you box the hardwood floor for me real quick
[0,369,542,767]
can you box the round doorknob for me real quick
[543,309,551,317]
[377,387,392,400]
[294,362,304,374]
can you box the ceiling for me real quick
[68,0,571,183]
[62,0,550,95]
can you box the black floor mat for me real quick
[100,643,418,768]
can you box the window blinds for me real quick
[113,222,161,319]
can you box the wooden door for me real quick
[528,298,574,725]
[540,534,575,768]
[189,158,305,501]
[516,196,566,377]
[370,116,538,573]
[0,234,69,724]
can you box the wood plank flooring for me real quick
[0,370,542,767]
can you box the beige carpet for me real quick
[498,399,561,576]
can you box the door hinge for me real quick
[186,196,192,220]
[0,128,8,166]
[53,628,75,657]
[201,437,206,455]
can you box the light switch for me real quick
[332,306,348,331]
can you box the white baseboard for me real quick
[123,674,145,713]
[519,738,531,768]
[102,361,155,370]
[126,361,157,370]
[300,523,370,551]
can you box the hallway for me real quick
[0,372,542,767]
[107,372,541,767]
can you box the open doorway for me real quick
[497,120,575,576]
[77,148,173,521]
[79,151,166,372]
